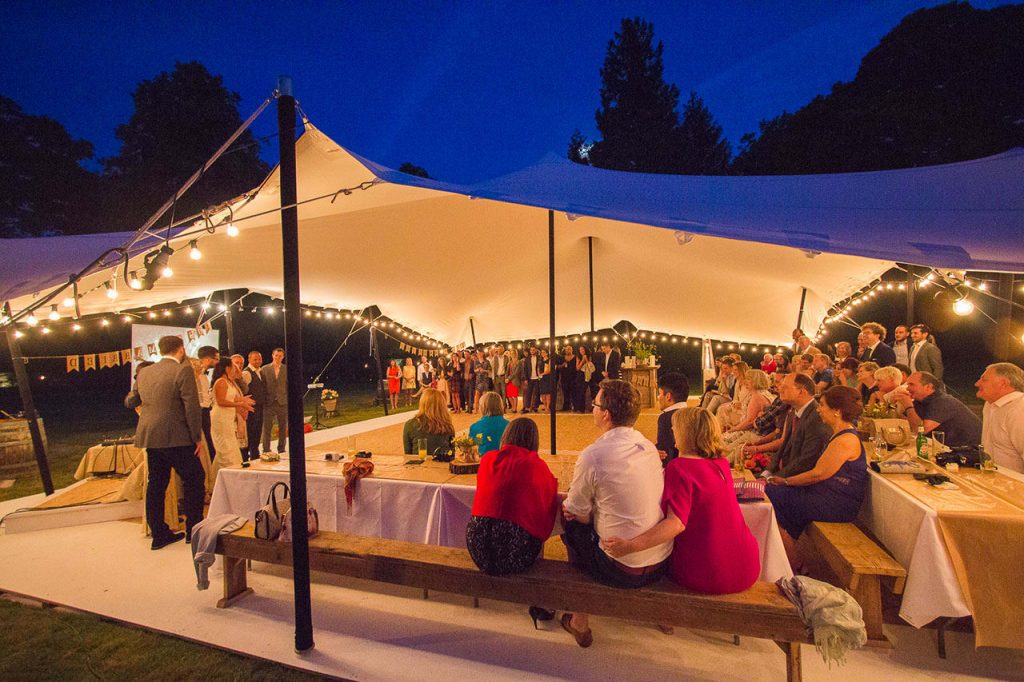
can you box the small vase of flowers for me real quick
[321,388,339,413]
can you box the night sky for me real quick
[1,1,1006,183]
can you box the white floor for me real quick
[0,496,1021,681]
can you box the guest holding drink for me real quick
[402,388,455,456]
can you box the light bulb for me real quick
[122,315,131,323]
[14,330,23,338]
[226,223,239,237]
[106,282,118,300]
[189,240,202,260]
[48,305,60,321]
[26,313,38,326]
[129,273,143,290]
[953,298,974,316]
[72,323,81,332]
[101,319,110,326]
[217,303,226,312]
[41,327,50,335]
[162,265,173,278]
[978,281,988,291]
[62,296,75,308]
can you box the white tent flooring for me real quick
[0,497,1021,681]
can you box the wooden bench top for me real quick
[807,522,906,579]
[218,526,811,643]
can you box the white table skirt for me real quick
[209,468,793,582]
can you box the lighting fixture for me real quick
[189,240,202,260]
[106,281,119,300]
[226,223,239,237]
[952,298,974,316]
[14,330,23,338]
[41,327,50,335]
[72,323,81,332]
[62,296,75,308]
[129,272,143,290]
[101,319,110,326]
[26,313,38,326]
[48,305,60,321]
[138,244,174,290]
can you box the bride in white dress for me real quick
[210,358,255,480]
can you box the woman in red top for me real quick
[386,359,401,410]
[760,352,778,375]
[603,407,760,594]
[467,418,558,576]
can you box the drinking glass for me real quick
[980,449,997,473]
[871,434,886,461]
[932,431,945,453]
[417,438,428,458]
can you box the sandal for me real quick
[560,613,593,648]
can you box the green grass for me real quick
[0,599,327,681]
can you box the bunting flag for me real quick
[147,343,157,356]
[83,354,97,371]
[120,349,132,364]
[134,346,144,360]
[67,356,80,373]
[186,329,195,342]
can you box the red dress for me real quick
[387,366,400,395]
[662,457,760,594]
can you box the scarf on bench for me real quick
[777,575,866,666]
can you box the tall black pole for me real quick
[222,290,236,354]
[469,317,477,347]
[277,76,314,654]
[548,210,557,456]
[3,303,53,495]
[906,267,915,325]
[588,236,595,332]
[795,287,807,331]
[371,325,388,416]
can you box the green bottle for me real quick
[916,426,928,459]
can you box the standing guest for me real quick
[603,407,760,594]
[655,372,690,466]
[794,335,815,355]
[976,363,1024,473]
[559,380,671,648]
[435,365,450,407]
[895,372,981,447]
[767,386,868,570]
[386,359,401,411]
[210,358,255,478]
[859,322,896,367]
[575,345,596,412]
[462,350,475,412]
[230,354,249,460]
[448,352,463,414]
[470,392,511,455]
[522,346,543,413]
[472,348,491,413]
[260,347,288,456]
[467,418,558,579]
[892,325,911,367]
[909,324,944,379]
[791,328,805,354]
[811,355,834,395]
[593,342,622,382]
[132,336,206,550]
[559,345,578,411]
[856,361,880,404]
[230,354,247,389]
[855,331,869,360]
[490,345,508,410]
[766,373,832,478]
[760,352,777,374]
[401,357,417,406]
[538,348,554,412]
[402,388,455,456]
[242,351,266,462]
[196,345,220,461]
[505,350,523,413]
[834,342,853,366]
[415,355,435,396]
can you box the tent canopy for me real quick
[3,125,1022,347]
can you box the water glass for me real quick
[417,438,428,458]
[872,435,886,461]
[932,431,945,453]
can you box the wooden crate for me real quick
[0,418,47,466]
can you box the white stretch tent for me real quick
[3,125,1023,346]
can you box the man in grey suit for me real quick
[909,324,944,380]
[131,335,205,550]
[261,347,288,454]
[767,373,832,478]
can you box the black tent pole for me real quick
[223,290,236,354]
[469,317,477,347]
[588,236,595,332]
[2,303,53,495]
[549,210,556,456]
[371,324,388,416]
[795,287,807,333]
[276,75,314,654]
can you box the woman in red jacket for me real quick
[467,418,558,576]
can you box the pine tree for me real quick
[567,129,590,165]
[677,92,731,174]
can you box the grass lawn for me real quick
[0,384,394,678]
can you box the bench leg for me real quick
[473,597,479,608]
[733,635,740,646]
[936,617,949,659]
[422,588,429,600]
[775,641,801,682]
[217,556,254,609]
[849,575,890,646]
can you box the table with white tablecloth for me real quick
[208,458,793,582]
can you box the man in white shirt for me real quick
[560,379,671,645]
[196,345,219,460]
[976,363,1024,473]
[892,325,911,366]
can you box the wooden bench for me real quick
[803,522,906,646]
[215,526,813,681]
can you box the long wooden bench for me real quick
[803,522,906,646]
[215,526,813,681]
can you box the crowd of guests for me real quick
[125,336,291,550]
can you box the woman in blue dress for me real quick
[765,385,867,571]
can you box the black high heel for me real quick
[528,606,555,629]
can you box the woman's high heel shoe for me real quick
[560,612,594,648]
[528,606,555,629]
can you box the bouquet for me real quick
[743,452,771,477]
[451,432,483,463]
[321,388,339,401]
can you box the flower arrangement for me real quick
[321,388,339,401]
[862,402,895,420]
[629,340,657,364]
[743,452,771,476]
[451,433,482,451]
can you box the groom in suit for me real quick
[132,335,205,549]
[261,347,288,454]
[593,342,622,381]
[766,373,832,478]
[859,322,896,367]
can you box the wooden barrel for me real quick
[0,418,47,467]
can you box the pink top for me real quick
[761,360,778,374]
[662,457,760,594]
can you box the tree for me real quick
[733,3,1024,174]
[398,162,430,178]
[587,18,686,173]
[567,129,590,165]
[0,96,101,237]
[102,61,269,231]
[677,92,731,174]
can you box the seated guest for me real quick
[834,357,860,388]
[976,363,1024,473]
[856,361,880,403]
[766,386,868,570]
[773,353,790,374]
[894,372,982,447]
[560,380,671,647]
[722,369,773,434]
[469,391,511,455]
[766,373,832,478]
[655,372,690,466]
[811,355,834,395]
[760,353,777,374]
[868,366,909,416]
[402,388,455,456]
[715,361,750,425]
[701,357,736,414]
[726,372,788,462]
[834,341,853,366]
[467,418,558,575]
[603,408,760,594]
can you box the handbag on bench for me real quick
[254,481,290,540]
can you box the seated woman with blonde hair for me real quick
[602,407,760,594]
[402,388,455,457]
[721,369,773,435]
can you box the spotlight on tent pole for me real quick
[139,244,174,290]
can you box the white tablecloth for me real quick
[208,467,793,582]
